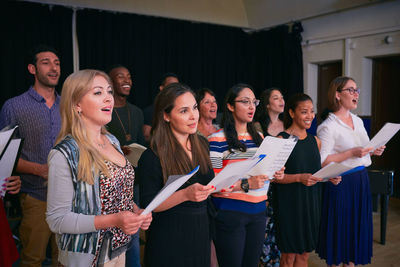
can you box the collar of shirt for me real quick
[27,86,60,105]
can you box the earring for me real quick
[77,110,81,115]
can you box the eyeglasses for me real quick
[234,99,260,107]
[338,87,360,95]
[202,100,217,105]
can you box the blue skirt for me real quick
[316,168,372,265]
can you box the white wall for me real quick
[302,1,400,115]
[24,0,249,28]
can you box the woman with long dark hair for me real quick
[208,83,284,267]
[138,83,215,267]
[273,93,340,267]
[316,76,385,267]
[254,87,285,137]
[254,87,285,267]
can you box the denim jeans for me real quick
[125,231,141,267]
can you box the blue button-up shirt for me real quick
[0,87,61,201]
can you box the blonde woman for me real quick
[46,69,152,267]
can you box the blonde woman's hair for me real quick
[56,69,112,184]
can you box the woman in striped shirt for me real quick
[208,83,283,267]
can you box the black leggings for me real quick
[214,210,266,267]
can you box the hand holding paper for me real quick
[183,183,215,202]
[142,166,200,215]
[207,155,265,192]
[298,173,323,186]
[313,162,353,181]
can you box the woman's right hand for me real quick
[184,183,214,202]
[298,174,322,186]
[248,175,269,189]
[351,147,373,158]
[115,211,143,235]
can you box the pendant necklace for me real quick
[238,132,248,141]
[114,105,132,142]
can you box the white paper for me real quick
[126,143,147,167]
[142,165,200,215]
[0,139,22,197]
[248,136,297,178]
[313,162,353,181]
[0,125,18,159]
[207,155,265,192]
[367,122,400,150]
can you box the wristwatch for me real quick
[241,179,249,193]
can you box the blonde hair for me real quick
[56,69,112,184]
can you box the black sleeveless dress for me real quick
[272,132,322,253]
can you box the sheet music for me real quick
[126,143,147,167]
[207,155,265,192]
[142,165,199,215]
[248,136,297,178]
[0,126,18,159]
[313,162,353,181]
[367,122,400,149]
[0,139,22,197]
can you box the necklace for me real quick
[95,136,107,149]
[96,141,107,149]
[114,105,132,142]
[238,132,248,141]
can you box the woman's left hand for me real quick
[137,209,153,230]
[273,167,285,180]
[328,176,341,185]
[371,145,385,156]
[3,176,21,194]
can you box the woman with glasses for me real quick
[208,83,284,267]
[254,88,285,267]
[196,88,219,138]
[316,76,385,267]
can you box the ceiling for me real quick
[25,0,387,30]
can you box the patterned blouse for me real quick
[93,158,135,265]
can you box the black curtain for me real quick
[77,9,303,108]
[0,1,73,108]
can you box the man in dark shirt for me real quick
[142,73,179,142]
[107,65,145,150]
[107,65,145,267]
[0,45,61,267]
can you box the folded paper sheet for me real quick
[248,136,297,178]
[208,155,265,192]
[367,122,400,150]
[313,162,353,181]
[126,143,147,168]
[0,126,18,159]
[142,165,200,215]
[0,139,22,197]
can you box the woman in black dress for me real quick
[273,93,340,267]
[138,83,215,267]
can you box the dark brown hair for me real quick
[150,83,212,182]
[221,83,263,152]
[283,93,313,129]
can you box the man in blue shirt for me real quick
[0,45,61,267]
